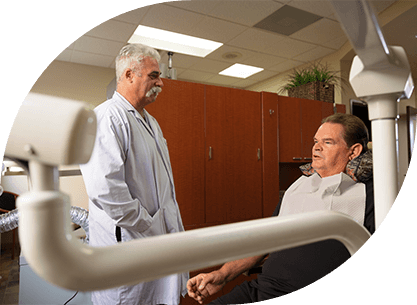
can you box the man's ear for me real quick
[349,143,363,160]
[124,68,134,82]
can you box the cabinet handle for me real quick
[292,157,302,160]
[257,148,261,161]
[209,147,213,160]
[304,157,312,160]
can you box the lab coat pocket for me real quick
[139,208,167,237]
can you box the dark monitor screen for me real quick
[350,99,372,141]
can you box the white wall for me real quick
[30,60,115,108]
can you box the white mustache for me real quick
[146,86,162,98]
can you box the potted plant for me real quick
[278,61,346,103]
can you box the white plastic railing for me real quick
[17,171,370,291]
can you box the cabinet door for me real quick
[205,85,230,224]
[322,102,334,119]
[146,79,205,227]
[278,96,302,162]
[301,99,323,161]
[336,104,346,114]
[227,89,262,222]
[206,86,262,224]
[261,92,279,217]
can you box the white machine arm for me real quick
[18,188,369,291]
[329,0,414,229]
[6,92,371,291]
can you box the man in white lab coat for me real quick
[80,44,188,305]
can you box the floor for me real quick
[0,244,20,305]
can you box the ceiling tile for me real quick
[292,46,335,62]
[206,45,258,63]
[206,1,284,27]
[164,1,221,15]
[322,35,349,50]
[290,18,346,45]
[141,4,204,36]
[178,69,216,83]
[112,6,150,24]
[85,19,137,42]
[204,74,241,86]
[70,51,115,68]
[269,59,305,73]
[246,69,278,81]
[369,0,398,14]
[55,49,73,62]
[188,16,247,43]
[289,0,336,18]
[266,36,316,58]
[160,52,202,69]
[74,36,125,56]
[231,78,261,88]
[241,53,287,69]
[228,28,287,54]
[189,58,232,74]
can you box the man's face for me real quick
[311,122,351,178]
[132,56,163,106]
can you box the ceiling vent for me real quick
[222,52,243,60]
[254,5,322,36]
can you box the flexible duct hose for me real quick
[0,206,89,243]
[0,209,18,234]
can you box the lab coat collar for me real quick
[113,92,155,137]
[111,92,176,200]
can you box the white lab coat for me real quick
[80,92,188,305]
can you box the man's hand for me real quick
[187,255,265,303]
[187,271,226,304]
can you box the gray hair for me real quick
[115,44,161,83]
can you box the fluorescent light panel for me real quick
[219,64,264,79]
[128,25,223,57]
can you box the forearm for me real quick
[217,254,266,283]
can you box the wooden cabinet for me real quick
[278,96,346,163]
[322,102,346,118]
[205,85,262,224]
[148,79,264,229]
[300,98,323,161]
[277,96,300,163]
[261,92,280,217]
[146,79,205,227]
[205,85,229,224]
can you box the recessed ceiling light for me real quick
[219,64,264,79]
[128,25,223,58]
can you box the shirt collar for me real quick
[113,91,149,122]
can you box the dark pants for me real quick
[210,282,258,305]
[209,281,279,304]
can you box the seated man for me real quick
[187,113,374,304]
